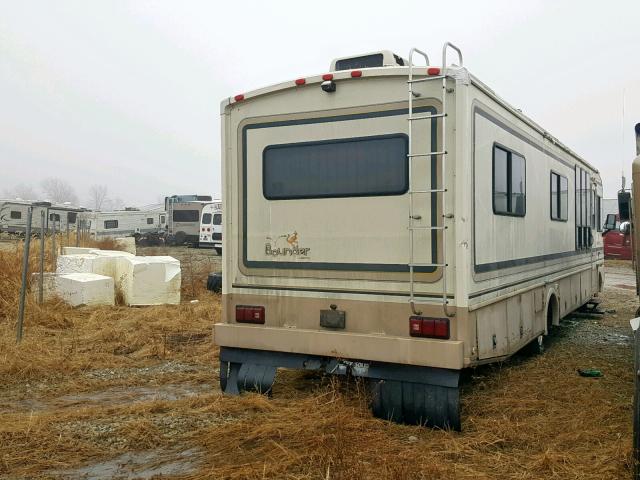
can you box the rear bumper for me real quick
[214,323,464,370]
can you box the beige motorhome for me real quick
[214,43,604,429]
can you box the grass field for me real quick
[0,239,635,479]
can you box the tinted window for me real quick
[335,53,384,70]
[550,172,568,221]
[104,220,118,229]
[67,212,77,223]
[146,218,153,224]
[49,213,60,221]
[213,213,222,225]
[493,145,525,216]
[173,210,199,222]
[160,215,166,224]
[263,134,408,200]
[10,210,21,219]
[202,213,212,224]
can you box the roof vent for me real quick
[330,50,407,71]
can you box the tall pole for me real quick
[38,210,45,304]
[17,207,33,343]
[51,216,57,267]
[66,217,70,247]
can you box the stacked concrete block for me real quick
[56,273,115,307]
[117,256,181,306]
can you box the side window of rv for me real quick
[575,167,593,249]
[160,215,166,224]
[213,213,222,225]
[550,172,568,221]
[49,213,61,222]
[492,145,526,216]
[10,211,21,219]
[595,195,602,232]
[263,134,408,200]
[67,212,77,224]
[173,210,200,222]
[104,220,118,229]
[146,218,154,224]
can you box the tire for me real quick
[174,231,186,245]
[207,272,222,293]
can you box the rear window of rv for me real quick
[147,218,154,224]
[202,213,212,224]
[173,210,199,222]
[213,213,222,225]
[263,134,408,200]
[104,220,118,229]
[335,53,384,70]
[10,211,21,219]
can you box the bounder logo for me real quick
[265,231,310,258]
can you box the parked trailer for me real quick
[215,44,604,429]
[199,201,222,254]
[0,199,84,235]
[79,209,166,241]
[164,195,212,245]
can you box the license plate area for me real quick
[320,309,345,329]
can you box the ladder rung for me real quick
[408,151,447,158]
[409,263,447,268]
[409,188,446,194]
[408,226,446,230]
[408,113,446,121]
[408,75,446,84]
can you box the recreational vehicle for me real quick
[79,208,166,240]
[199,201,222,253]
[215,44,604,429]
[164,195,213,245]
[0,199,84,235]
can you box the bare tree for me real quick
[3,183,38,200]
[40,178,79,204]
[88,184,108,210]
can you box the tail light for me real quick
[295,78,306,85]
[234,94,245,102]
[236,305,265,324]
[427,67,441,75]
[350,70,362,78]
[322,73,334,81]
[409,316,449,339]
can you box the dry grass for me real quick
[0,247,635,479]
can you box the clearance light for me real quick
[234,94,245,102]
[427,67,441,76]
[409,316,450,339]
[295,78,306,86]
[236,305,265,324]
[322,73,334,81]
[350,70,362,78]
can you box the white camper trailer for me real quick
[199,201,222,253]
[214,44,604,429]
[0,199,83,235]
[79,208,166,240]
[165,195,213,245]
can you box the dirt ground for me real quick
[0,245,636,479]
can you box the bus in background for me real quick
[164,194,212,246]
[199,201,222,254]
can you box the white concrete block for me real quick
[30,272,59,302]
[56,254,97,274]
[56,273,114,307]
[62,247,95,255]
[114,237,136,255]
[118,256,181,306]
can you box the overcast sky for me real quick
[1,0,639,206]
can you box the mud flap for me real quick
[221,361,277,396]
[370,376,461,430]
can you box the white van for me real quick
[199,202,222,253]
[214,44,604,429]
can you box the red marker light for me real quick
[295,78,306,86]
[427,67,441,76]
[350,70,362,78]
[322,73,334,81]
[234,94,245,102]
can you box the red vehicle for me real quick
[603,213,632,260]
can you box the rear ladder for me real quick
[407,42,463,318]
